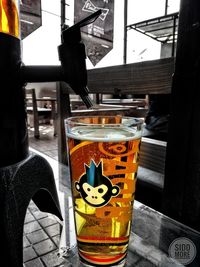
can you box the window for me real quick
[22,0,61,65]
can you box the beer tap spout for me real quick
[58,10,102,108]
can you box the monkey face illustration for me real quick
[75,160,120,207]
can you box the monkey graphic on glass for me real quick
[65,116,143,266]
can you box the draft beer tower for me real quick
[0,1,100,266]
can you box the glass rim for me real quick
[65,116,144,127]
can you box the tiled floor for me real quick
[28,125,58,161]
[23,202,63,267]
[24,125,62,267]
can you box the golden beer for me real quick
[65,116,143,266]
[0,0,20,38]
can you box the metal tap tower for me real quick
[0,0,27,167]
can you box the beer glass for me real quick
[65,116,143,267]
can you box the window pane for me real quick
[167,0,180,14]
[65,0,74,27]
[42,0,60,17]
[127,0,166,24]
[126,30,161,64]
[126,0,175,64]
[22,1,61,65]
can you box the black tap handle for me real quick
[58,10,102,108]
[61,10,102,43]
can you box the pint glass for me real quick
[65,116,143,266]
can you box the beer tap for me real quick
[21,9,102,109]
[0,2,101,266]
[0,6,101,167]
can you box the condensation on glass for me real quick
[0,0,20,38]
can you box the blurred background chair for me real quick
[26,88,57,139]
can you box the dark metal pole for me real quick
[123,0,128,64]
[61,0,66,28]
[165,0,169,15]
[171,15,177,57]
[162,0,200,231]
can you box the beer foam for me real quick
[66,126,142,142]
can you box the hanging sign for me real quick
[74,0,114,66]
[20,0,42,39]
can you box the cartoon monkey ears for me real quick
[111,185,120,196]
[75,182,80,191]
